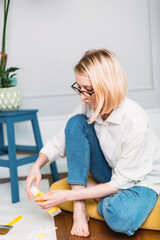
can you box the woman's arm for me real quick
[68,182,120,201]
[33,182,120,210]
[26,153,49,199]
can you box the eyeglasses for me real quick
[71,82,95,98]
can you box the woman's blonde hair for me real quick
[74,49,128,123]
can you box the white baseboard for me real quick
[0,109,160,179]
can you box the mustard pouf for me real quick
[50,177,160,230]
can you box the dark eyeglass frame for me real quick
[71,82,95,97]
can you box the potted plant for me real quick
[0,0,22,111]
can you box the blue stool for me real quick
[0,109,59,203]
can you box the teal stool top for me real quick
[0,110,59,203]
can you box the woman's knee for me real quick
[101,197,136,236]
[102,187,158,236]
[65,114,88,135]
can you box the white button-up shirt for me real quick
[40,98,160,194]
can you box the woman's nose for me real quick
[80,92,87,100]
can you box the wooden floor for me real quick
[1,173,160,240]
[55,211,160,240]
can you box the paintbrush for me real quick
[0,216,22,235]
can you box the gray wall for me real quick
[0,0,159,117]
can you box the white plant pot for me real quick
[0,86,22,111]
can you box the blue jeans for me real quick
[65,114,158,236]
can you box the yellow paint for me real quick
[37,232,45,238]
[30,186,61,217]
[6,216,22,226]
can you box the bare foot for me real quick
[71,201,90,237]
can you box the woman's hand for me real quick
[26,164,42,200]
[33,190,70,210]
[26,153,49,200]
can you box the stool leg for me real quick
[31,114,43,150]
[7,119,19,203]
[50,161,59,182]
[0,123,5,155]
[31,114,59,182]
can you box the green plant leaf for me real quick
[5,67,20,74]
[5,67,19,79]
[9,73,17,79]
[0,66,19,88]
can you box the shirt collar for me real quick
[95,99,126,125]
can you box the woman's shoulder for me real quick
[123,98,149,132]
[124,98,146,113]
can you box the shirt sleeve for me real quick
[40,101,87,163]
[108,128,153,189]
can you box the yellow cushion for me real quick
[50,176,160,230]
[140,194,160,230]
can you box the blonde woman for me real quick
[26,49,160,237]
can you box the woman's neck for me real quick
[101,111,113,121]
